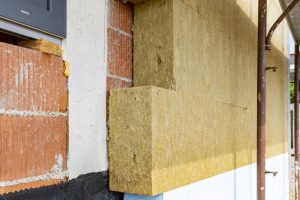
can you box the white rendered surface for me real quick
[163,153,289,200]
[63,0,108,178]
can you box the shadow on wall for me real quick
[177,0,290,167]
[109,0,290,196]
[133,0,290,173]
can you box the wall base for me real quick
[0,172,123,200]
[124,153,289,200]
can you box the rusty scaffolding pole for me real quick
[257,0,300,199]
[257,1,267,199]
[295,44,300,198]
[266,0,300,49]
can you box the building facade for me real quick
[0,0,293,199]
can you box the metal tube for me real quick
[292,110,294,149]
[294,44,299,198]
[266,0,300,50]
[257,0,267,199]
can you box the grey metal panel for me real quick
[0,0,66,38]
[0,18,62,45]
[279,0,300,44]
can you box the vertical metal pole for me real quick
[257,0,267,199]
[294,44,299,198]
[292,111,294,149]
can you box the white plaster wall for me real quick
[63,0,108,178]
[163,153,289,200]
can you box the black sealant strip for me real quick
[0,171,123,200]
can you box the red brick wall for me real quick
[0,42,68,194]
[0,0,132,194]
[107,0,133,110]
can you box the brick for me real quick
[0,179,64,195]
[108,28,133,79]
[0,115,68,182]
[107,0,133,117]
[0,42,68,113]
[107,77,132,92]
[110,0,133,34]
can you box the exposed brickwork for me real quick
[0,42,68,194]
[110,0,133,34]
[108,29,133,79]
[107,77,132,91]
[0,115,68,181]
[0,42,68,112]
[107,0,133,116]
[0,0,132,195]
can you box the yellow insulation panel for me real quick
[109,0,290,196]
[109,86,288,195]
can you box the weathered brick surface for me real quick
[110,0,133,34]
[108,28,133,79]
[0,42,68,112]
[0,42,68,194]
[107,0,133,116]
[0,115,68,182]
[107,77,132,91]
